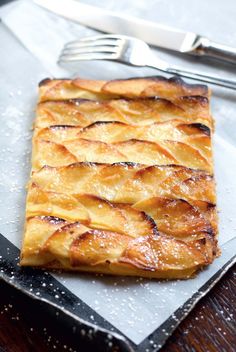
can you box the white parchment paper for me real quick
[0,0,235,345]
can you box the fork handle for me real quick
[166,66,236,90]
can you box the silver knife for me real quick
[35,0,236,64]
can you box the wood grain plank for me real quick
[160,265,236,352]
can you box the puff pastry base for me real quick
[21,76,219,279]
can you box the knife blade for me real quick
[35,0,236,64]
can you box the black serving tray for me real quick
[1,234,235,352]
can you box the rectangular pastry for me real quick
[21,76,219,279]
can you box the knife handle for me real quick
[195,37,236,64]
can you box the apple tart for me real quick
[21,76,219,279]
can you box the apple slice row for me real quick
[33,138,211,172]
[26,182,215,240]
[35,120,212,162]
[36,96,212,129]
[31,162,216,207]
[35,120,210,144]
[76,120,212,159]
[26,183,158,238]
[38,77,209,103]
[21,216,212,278]
[35,120,212,166]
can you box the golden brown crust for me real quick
[39,76,209,102]
[101,77,209,99]
[21,76,218,279]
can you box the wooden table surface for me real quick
[0,265,235,352]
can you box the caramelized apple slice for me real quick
[39,79,111,102]
[83,163,140,200]
[44,222,89,259]
[120,234,209,272]
[36,101,87,128]
[36,125,80,144]
[73,78,107,93]
[176,96,210,122]
[191,200,218,235]
[133,197,213,238]
[102,78,156,97]
[158,140,211,172]
[114,139,177,165]
[26,183,90,223]
[161,167,216,203]
[102,77,208,99]
[33,139,77,170]
[141,78,208,99]
[77,121,132,142]
[185,135,212,159]
[21,216,67,262]
[70,229,131,266]
[64,138,128,164]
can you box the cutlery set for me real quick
[59,34,236,90]
[35,0,236,90]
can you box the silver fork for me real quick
[59,34,236,90]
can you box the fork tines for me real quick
[59,35,124,62]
